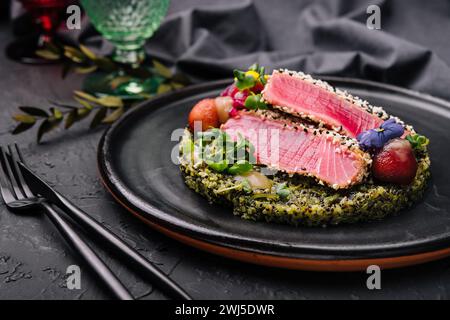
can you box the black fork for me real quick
[0,144,134,300]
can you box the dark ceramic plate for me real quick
[98,78,450,271]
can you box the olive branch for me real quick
[12,42,190,143]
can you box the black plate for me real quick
[98,78,450,262]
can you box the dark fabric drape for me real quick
[10,0,450,100]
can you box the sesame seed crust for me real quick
[262,69,417,135]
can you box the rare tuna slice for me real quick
[221,111,370,189]
[180,65,431,226]
[262,70,386,137]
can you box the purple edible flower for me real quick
[357,118,404,150]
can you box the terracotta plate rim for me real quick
[97,77,450,269]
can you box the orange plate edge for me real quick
[99,173,450,272]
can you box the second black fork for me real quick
[0,144,134,300]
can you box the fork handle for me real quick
[41,201,134,300]
[52,191,192,300]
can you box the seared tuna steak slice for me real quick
[262,70,387,138]
[222,111,370,189]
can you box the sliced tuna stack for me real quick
[222,111,370,189]
[262,70,387,138]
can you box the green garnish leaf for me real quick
[406,134,429,151]
[244,94,268,110]
[227,160,253,175]
[241,179,252,193]
[233,69,257,91]
[207,159,229,172]
[252,193,278,200]
[195,128,255,175]
[276,183,290,199]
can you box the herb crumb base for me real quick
[179,134,430,227]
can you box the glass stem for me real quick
[113,46,145,67]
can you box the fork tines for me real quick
[0,144,34,203]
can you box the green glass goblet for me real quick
[80,0,170,98]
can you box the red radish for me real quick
[220,83,249,108]
[188,99,220,132]
[372,138,418,185]
[214,96,233,124]
[220,83,240,97]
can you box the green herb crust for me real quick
[179,131,431,227]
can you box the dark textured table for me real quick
[1,5,450,300]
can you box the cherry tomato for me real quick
[188,99,220,132]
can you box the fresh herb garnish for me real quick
[233,70,256,91]
[195,129,255,175]
[206,159,229,172]
[233,63,267,91]
[244,94,268,110]
[275,182,290,199]
[406,134,429,151]
[241,179,253,193]
[228,160,253,175]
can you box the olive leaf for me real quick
[19,106,49,117]
[61,62,72,79]
[63,46,85,63]
[35,49,60,60]
[37,118,62,143]
[93,57,117,72]
[12,122,35,135]
[13,114,36,124]
[74,97,94,110]
[157,84,172,94]
[96,96,123,108]
[44,41,61,54]
[90,107,108,129]
[77,107,92,119]
[74,91,123,108]
[74,65,98,74]
[102,107,124,124]
[170,82,185,90]
[79,44,97,60]
[51,107,63,119]
[18,40,192,143]
[73,90,98,103]
[153,60,172,78]
[65,109,78,129]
